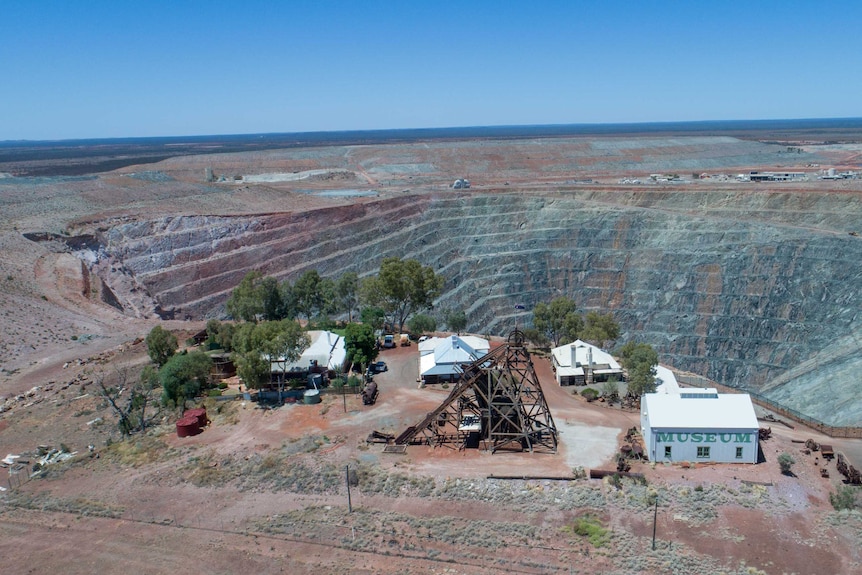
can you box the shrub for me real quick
[581,388,599,401]
[829,486,859,510]
[563,516,611,548]
[778,452,795,475]
[217,381,229,390]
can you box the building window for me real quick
[696,446,710,459]
[664,445,672,459]
[736,447,743,459]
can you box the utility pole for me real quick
[346,465,353,513]
[651,497,658,550]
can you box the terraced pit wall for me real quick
[92,189,862,426]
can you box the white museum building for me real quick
[641,388,760,464]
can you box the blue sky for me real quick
[3,1,860,140]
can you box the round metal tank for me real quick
[303,389,321,404]
[183,407,208,427]
[176,416,201,437]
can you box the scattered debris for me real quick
[366,430,394,444]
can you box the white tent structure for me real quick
[550,340,623,386]
[653,365,681,394]
[270,330,347,376]
[418,335,490,384]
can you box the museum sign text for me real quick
[655,432,752,444]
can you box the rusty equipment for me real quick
[836,452,862,485]
[616,453,632,473]
[366,430,394,444]
[361,381,379,405]
[758,427,772,440]
[805,438,820,452]
[395,330,558,453]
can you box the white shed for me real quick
[641,391,759,464]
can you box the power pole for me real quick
[346,465,353,513]
[651,497,658,550]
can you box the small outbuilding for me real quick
[550,340,623,386]
[641,390,759,464]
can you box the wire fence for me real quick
[676,373,862,439]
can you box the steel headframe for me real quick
[396,330,558,453]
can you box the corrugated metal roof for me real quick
[551,340,621,371]
[643,393,758,430]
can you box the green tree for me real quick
[522,328,550,348]
[206,319,235,352]
[159,351,213,409]
[235,351,271,390]
[532,296,583,347]
[408,313,437,335]
[226,271,265,322]
[145,325,178,367]
[581,311,621,349]
[278,280,298,320]
[360,306,386,332]
[360,257,445,332]
[617,341,658,396]
[231,320,309,391]
[344,322,378,371]
[444,309,468,334]
[260,276,284,321]
[96,366,157,437]
[336,272,359,322]
[293,270,328,320]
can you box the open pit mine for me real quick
[4,133,862,428]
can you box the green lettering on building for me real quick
[654,432,753,444]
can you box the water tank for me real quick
[183,407,208,427]
[176,416,201,437]
[303,389,321,404]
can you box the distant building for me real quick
[641,390,759,464]
[550,340,623,386]
[749,171,807,182]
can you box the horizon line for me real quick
[4,116,862,145]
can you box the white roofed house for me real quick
[550,340,623,386]
[418,335,490,384]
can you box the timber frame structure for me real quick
[395,330,558,453]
